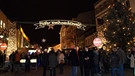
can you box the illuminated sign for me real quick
[30,59,37,63]
[28,49,36,54]
[34,19,86,30]
[93,38,102,47]
[0,43,7,51]
[20,59,26,63]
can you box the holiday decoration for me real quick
[34,19,86,30]
[48,24,54,30]
[42,38,46,43]
[103,0,135,50]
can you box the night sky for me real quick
[0,0,98,47]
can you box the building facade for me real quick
[0,10,15,60]
[60,11,97,49]
[0,10,30,60]
[60,25,76,49]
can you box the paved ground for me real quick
[0,64,133,76]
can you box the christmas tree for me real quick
[103,0,135,50]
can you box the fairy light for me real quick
[117,19,120,22]
[128,8,132,10]
[122,27,125,29]
[113,32,116,34]
[127,28,130,30]
[108,5,111,8]
[128,42,130,45]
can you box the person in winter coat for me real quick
[25,52,31,72]
[14,50,20,73]
[127,46,135,75]
[57,51,65,74]
[48,48,57,76]
[116,46,126,76]
[128,54,135,68]
[69,48,79,76]
[41,48,49,76]
[110,47,120,76]
[9,51,15,72]
[83,47,94,76]
[78,48,85,76]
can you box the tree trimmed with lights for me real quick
[103,0,135,50]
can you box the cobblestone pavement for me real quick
[0,65,133,76]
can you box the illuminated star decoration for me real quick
[42,38,46,43]
[48,24,54,30]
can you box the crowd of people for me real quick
[61,45,134,76]
[0,45,135,76]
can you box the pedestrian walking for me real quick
[110,47,120,76]
[117,46,126,76]
[93,47,101,75]
[78,47,85,76]
[14,50,20,73]
[25,52,31,72]
[127,46,135,76]
[41,48,49,76]
[57,51,65,74]
[69,47,79,76]
[48,48,57,76]
[9,51,15,72]
[83,46,94,76]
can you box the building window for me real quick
[0,20,2,28]
[3,23,5,29]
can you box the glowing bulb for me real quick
[129,18,132,20]
[122,27,125,29]
[117,20,120,22]
[128,42,130,45]
[113,32,115,34]
[127,28,130,30]
[129,8,132,10]
[108,5,111,8]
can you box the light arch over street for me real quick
[34,19,87,30]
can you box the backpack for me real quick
[110,52,120,68]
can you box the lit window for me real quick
[0,20,2,28]
[3,23,5,29]
[0,20,2,25]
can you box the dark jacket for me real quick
[69,49,79,66]
[25,55,30,65]
[41,52,49,66]
[83,49,94,67]
[110,51,120,68]
[78,50,85,66]
[48,51,57,68]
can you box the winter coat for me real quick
[41,52,48,66]
[117,48,126,64]
[83,50,94,67]
[58,53,65,64]
[128,54,135,68]
[93,50,99,65]
[48,52,57,68]
[110,51,120,68]
[69,49,79,66]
